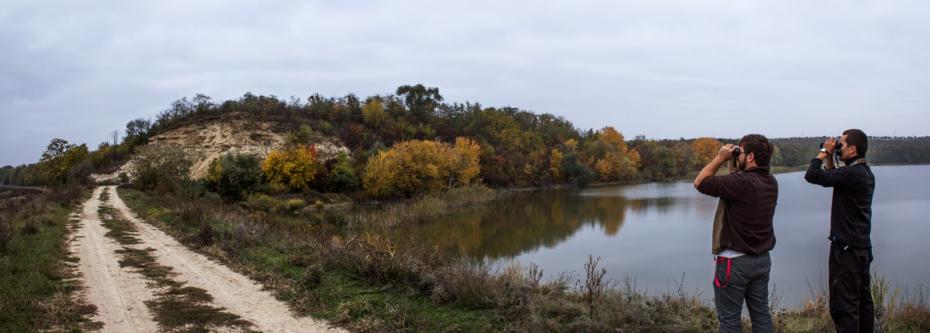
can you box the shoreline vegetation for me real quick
[116,185,930,333]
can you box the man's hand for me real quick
[716,144,737,161]
[695,144,734,190]
[823,137,837,154]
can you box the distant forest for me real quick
[3,85,929,191]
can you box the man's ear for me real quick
[746,152,755,163]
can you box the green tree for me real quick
[124,118,152,150]
[205,154,264,200]
[41,138,74,162]
[323,153,360,192]
[396,84,443,123]
[286,125,317,146]
[38,139,90,185]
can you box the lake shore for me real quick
[112,184,930,332]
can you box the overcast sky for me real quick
[2,0,929,166]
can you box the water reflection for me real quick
[363,165,930,306]
[375,184,703,259]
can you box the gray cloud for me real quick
[2,0,929,165]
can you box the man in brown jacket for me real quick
[694,134,778,333]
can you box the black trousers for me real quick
[829,242,874,333]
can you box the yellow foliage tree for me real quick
[452,137,481,186]
[261,144,318,192]
[549,148,564,181]
[594,158,612,181]
[691,137,722,168]
[564,138,578,152]
[363,138,482,198]
[362,100,387,125]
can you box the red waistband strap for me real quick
[714,257,733,288]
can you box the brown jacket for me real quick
[698,168,778,255]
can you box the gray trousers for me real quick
[713,252,774,333]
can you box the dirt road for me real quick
[71,186,345,333]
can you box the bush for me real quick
[261,145,318,193]
[362,138,482,199]
[242,193,278,213]
[176,180,207,200]
[321,153,359,193]
[205,154,264,200]
[131,144,192,193]
[284,198,306,212]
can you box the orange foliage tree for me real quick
[588,127,640,182]
[691,137,722,168]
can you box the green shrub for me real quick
[322,153,359,193]
[242,193,278,213]
[205,154,264,200]
[131,144,192,193]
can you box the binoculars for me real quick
[820,137,844,151]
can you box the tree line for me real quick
[3,85,930,199]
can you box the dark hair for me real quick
[842,129,868,157]
[739,134,773,167]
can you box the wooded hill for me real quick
[2,85,928,198]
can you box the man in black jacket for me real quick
[695,134,778,333]
[805,129,875,333]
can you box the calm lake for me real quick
[378,165,930,306]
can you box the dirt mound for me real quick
[112,119,349,180]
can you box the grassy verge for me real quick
[0,186,101,332]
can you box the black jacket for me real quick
[804,158,875,248]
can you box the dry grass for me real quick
[346,184,500,228]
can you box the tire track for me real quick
[70,186,159,333]
[105,186,345,333]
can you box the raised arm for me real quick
[805,137,845,187]
[694,144,736,190]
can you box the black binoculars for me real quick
[820,137,844,151]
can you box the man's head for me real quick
[839,129,867,161]
[738,134,773,170]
